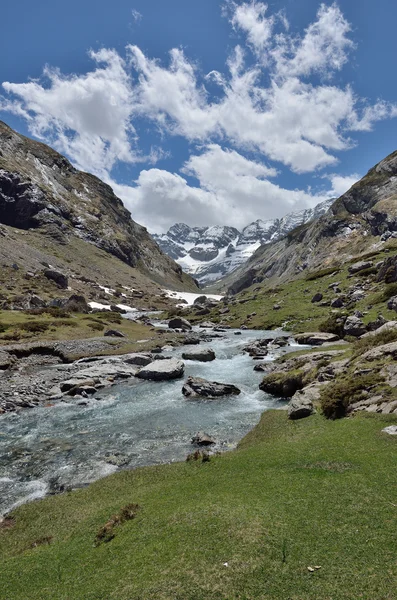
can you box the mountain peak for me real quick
[153,199,335,285]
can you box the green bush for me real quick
[352,328,397,358]
[372,282,397,303]
[320,372,383,419]
[318,313,346,337]
[19,322,49,333]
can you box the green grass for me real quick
[1,411,397,599]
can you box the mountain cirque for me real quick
[153,199,334,285]
[0,121,198,310]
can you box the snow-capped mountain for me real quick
[153,198,335,285]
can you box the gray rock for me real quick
[311,293,323,303]
[343,315,367,337]
[60,378,97,394]
[387,296,397,311]
[361,341,397,361]
[182,348,216,362]
[182,376,241,398]
[136,358,185,381]
[382,425,397,435]
[348,261,373,274]
[193,295,208,305]
[361,321,397,338]
[104,329,125,338]
[168,317,192,331]
[29,294,46,308]
[123,353,153,366]
[191,431,216,445]
[287,394,315,420]
[43,269,68,289]
[350,289,365,302]
[331,297,344,308]
[294,332,339,345]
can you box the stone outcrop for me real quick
[287,394,316,420]
[294,332,339,345]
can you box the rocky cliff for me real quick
[0,121,198,302]
[225,150,397,294]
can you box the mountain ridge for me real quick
[153,198,335,285]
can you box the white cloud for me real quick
[325,172,360,197]
[2,49,138,176]
[113,145,333,232]
[1,2,396,231]
[230,2,275,60]
[131,9,142,23]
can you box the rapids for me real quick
[0,328,293,516]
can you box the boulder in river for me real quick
[168,317,192,331]
[182,376,241,398]
[191,431,216,445]
[136,358,185,381]
[181,348,216,362]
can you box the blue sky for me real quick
[1,0,397,231]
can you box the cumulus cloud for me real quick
[325,172,360,197]
[2,49,138,176]
[1,2,396,230]
[113,145,335,232]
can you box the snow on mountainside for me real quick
[153,198,335,285]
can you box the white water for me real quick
[0,328,289,516]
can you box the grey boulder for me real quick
[136,358,185,381]
[191,431,216,445]
[343,315,367,337]
[182,348,216,362]
[288,392,316,420]
[182,376,241,398]
[168,317,192,331]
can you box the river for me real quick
[0,327,294,516]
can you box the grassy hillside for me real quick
[1,410,396,599]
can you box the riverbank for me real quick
[1,410,396,599]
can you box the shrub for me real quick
[88,322,104,332]
[94,503,140,547]
[372,282,397,303]
[19,322,49,333]
[318,313,346,337]
[352,328,397,358]
[320,372,383,419]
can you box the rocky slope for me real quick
[153,199,334,285]
[0,121,198,307]
[223,150,397,294]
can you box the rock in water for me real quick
[168,318,192,331]
[182,376,241,398]
[191,431,216,445]
[181,348,216,362]
[136,358,185,381]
